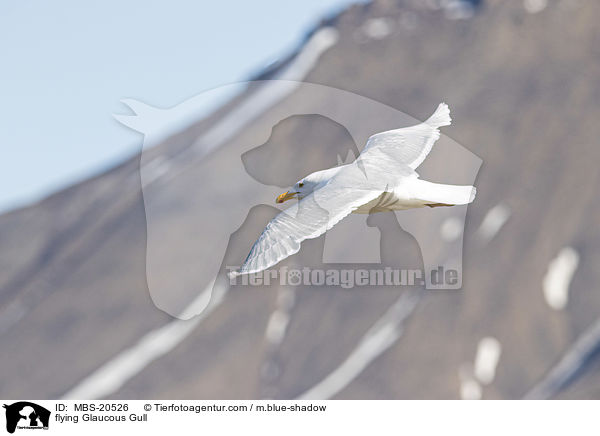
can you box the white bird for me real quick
[230,103,475,277]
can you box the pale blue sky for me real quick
[0,0,359,212]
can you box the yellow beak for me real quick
[276,191,297,203]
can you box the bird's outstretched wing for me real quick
[359,102,451,170]
[230,164,384,277]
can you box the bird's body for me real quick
[352,175,474,213]
[231,103,476,277]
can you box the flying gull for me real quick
[230,103,475,277]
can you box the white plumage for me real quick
[231,103,476,277]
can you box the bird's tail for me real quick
[425,102,452,128]
[412,179,476,205]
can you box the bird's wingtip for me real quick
[426,102,452,128]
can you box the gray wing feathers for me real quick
[360,102,451,170]
[232,179,381,276]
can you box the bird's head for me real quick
[275,177,314,203]
[275,167,342,203]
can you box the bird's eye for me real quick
[298,182,304,188]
